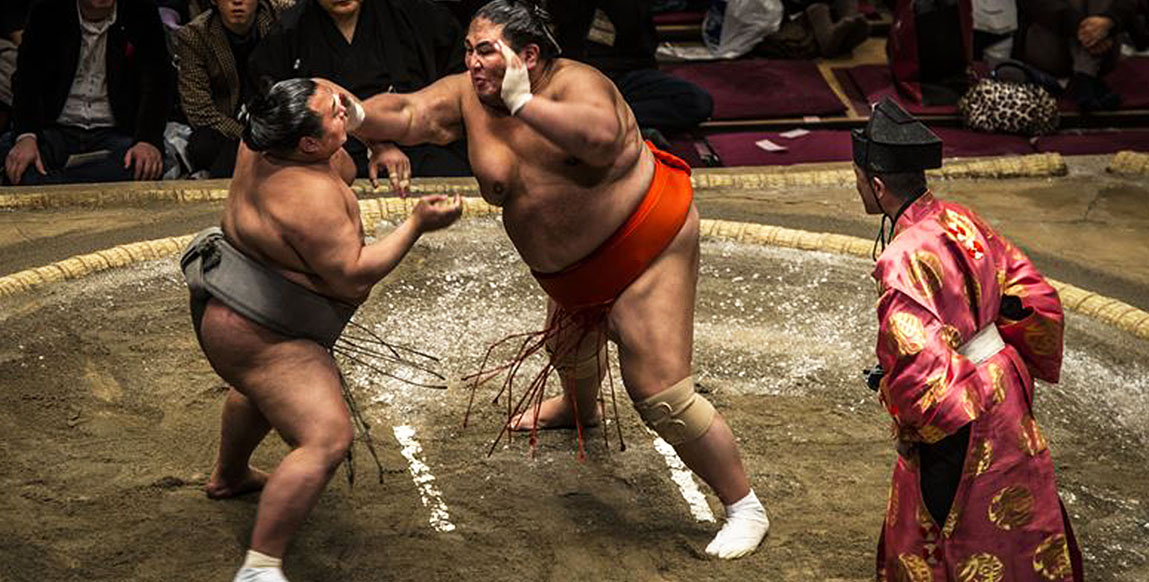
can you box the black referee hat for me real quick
[852,98,942,173]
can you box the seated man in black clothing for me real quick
[1,0,174,185]
[249,0,470,185]
[550,0,714,145]
[1015,0,1137,111]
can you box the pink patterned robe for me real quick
[871,193,1081,582]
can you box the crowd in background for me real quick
[0,0,1144,186]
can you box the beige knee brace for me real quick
[634,376,716,445]
[547,338,606,380]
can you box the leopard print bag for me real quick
[958,64,1060,136]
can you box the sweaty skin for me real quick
[351,17,766,559]
[197,80,461,568]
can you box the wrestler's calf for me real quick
[634,377,770,560]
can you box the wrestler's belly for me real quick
[498,159,656,274]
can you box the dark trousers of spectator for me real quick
[0,125,137,185]
[186,126,240,179]
[1017,0,1119,78]
[610,69,714,133]
[345,137,472,179]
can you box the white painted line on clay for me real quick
[392,425,456,532]
[651,435,716,523]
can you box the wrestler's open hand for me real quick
[495,40,532,115]
[412,193,463,233]
[368,142,411,196]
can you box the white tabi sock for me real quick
[234,550,289,582]
[705,489,770,559]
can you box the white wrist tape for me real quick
[346,100,365,131]
[507,93,533,116]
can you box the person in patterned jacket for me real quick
[853,98,1081,582]
[175,0,281,177]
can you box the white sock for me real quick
[233,550,289,582]
[705,490,770,559]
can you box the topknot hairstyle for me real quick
[240,78,324,154]
[473,0,561,59]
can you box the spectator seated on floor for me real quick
[1,0,174,186]
[0,0,33,133]
[250,0,470,180]
[754,0,870,59]
[175,0,280,177]
[1015,0,1137,110]
[550,0,714,146]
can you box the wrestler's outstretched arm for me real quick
[496,42,625,167]
[351,75,467,147]
[273,171,462,303]
[323,75,467,194]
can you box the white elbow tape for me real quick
[633,376,716,445]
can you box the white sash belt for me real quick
[958,324,1006,365]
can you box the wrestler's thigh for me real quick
[198,301,351,447]
[234,343,352,448]
[609,205,700,400]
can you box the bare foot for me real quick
[509,394,602,431]
[205,466,269,499]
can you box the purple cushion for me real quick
[706,129,1037,167]
[1056,56,1149,112]
[1105,57,1149,110]
[664,59,847,120]
[706,131,855,166]
[932,128,1037,158]
[837,65,960,115]
[1034,130,1149,155]
[839,58,1149,115]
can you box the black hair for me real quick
[473,0,561,59]
[240,78,324,154]
[865,170,928,201]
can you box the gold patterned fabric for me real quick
[1033,534,1073,580]
[957,553,1005,582]
[896,553,935,582]
[871,194,1077,582]
[908,251,945,301]
[989,485,1036,531]
[889,311,928,358]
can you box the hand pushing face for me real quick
[493,40,532,115]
